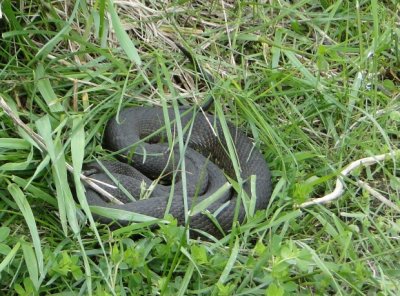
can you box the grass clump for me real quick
[0,0,399,295]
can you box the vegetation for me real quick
[0,0,399,294]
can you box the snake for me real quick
[84,42,272,238]
[84,106,272,238]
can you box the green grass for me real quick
[1,0,400,295]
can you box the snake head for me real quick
[82,162,103,177]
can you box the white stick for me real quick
[300,151,399,208]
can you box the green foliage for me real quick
[0,227,11,256]
[0,0,399,294]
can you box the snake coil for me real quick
[84,43,272,238]
[85,107,272,237]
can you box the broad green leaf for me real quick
[12,175,57,206]
[180,246,202,276]
[71,116,85,173]
[0,138,31,149]
[0,242,21,273]
[0,227,10,242]
[266,283,285,296]
[34,64,64,112]
[0,244,11,256]
[271,29,282,69]
[8,184,44,275]
[22,242,39,290]
[36,116,79,235]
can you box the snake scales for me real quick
[85,106,272,238]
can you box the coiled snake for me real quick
[84,43,272,237]
[85,106,272,238]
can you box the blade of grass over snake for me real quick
[8,184,44,277]
[214,96,255,239]
[189,183,232,216]
[249,175,257,216]
[94,159,136,202]
[155,53,177,216]
[172,98,189,224]
[89,206,165,223]
[157,53,191,232]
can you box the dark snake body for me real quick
[85,107,272,237]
